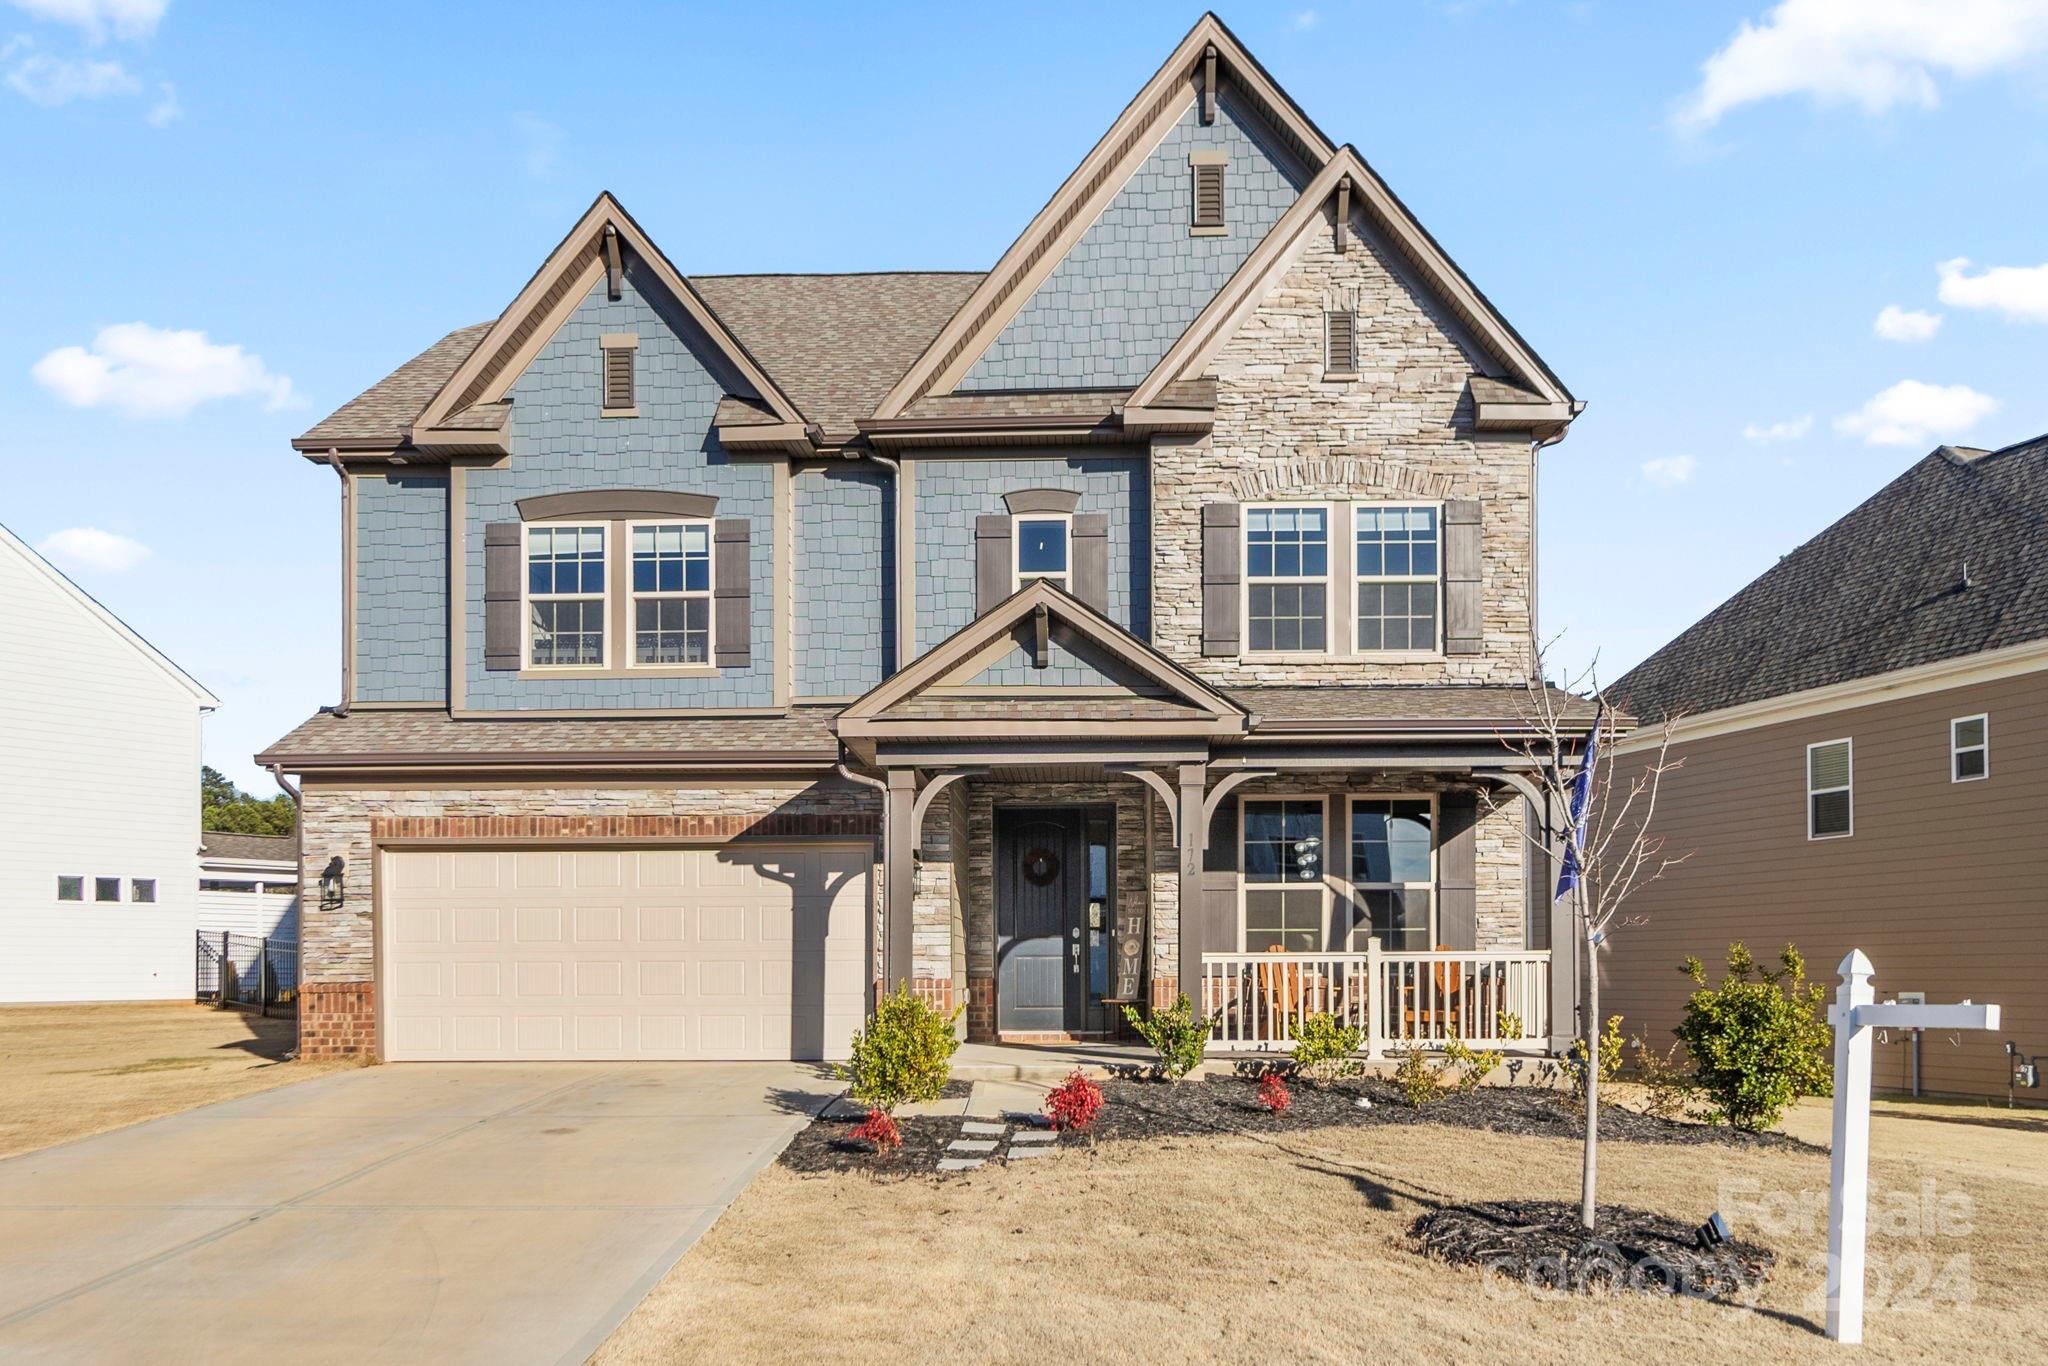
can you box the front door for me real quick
[996,807,1116,1035]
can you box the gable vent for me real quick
[601,335,637,414]
[1192,162,1226,230]
[1325,309,1358,375]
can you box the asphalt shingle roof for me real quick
[1612,434,2048,722]
[258,708,842,767]
[199,832,296,863]
[295,324,491,448]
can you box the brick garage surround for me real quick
[295,778,881,1058]
[1152,206,1536,688]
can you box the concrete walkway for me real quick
[0,1061,839,1365]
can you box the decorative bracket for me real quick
[1202,769,1275,825]
[603,224,624,300]
[1201,44,1217,124]
[910,768,985,850]
[1110,767,1183,842]
[1334,178,1351,253]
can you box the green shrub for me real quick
[1441,1035,1504,1093]
[1629,1034,1697,1123]
[1563,1013,1626,1092]
[1289,1012,1363,1087]
[1391,1043,1450,1106]
[1123,994,1211,1080]
[838,986,961,1112]
[1675,942,1832,1132]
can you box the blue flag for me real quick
[1555,706,1603,902]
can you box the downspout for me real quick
[268,764,304,1060]
[325,451,352,717]
[836,751,890,1004]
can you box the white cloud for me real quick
[36,526,151,573]
[6,0,168,43]
[1834,379,1998,446]
[1290,10,1319,30]
[5,49,137,104]
[1640,455,1698,487]
[1873,304,1941,341]
[1742,414,1813,442]
[31,322,296,418]
[1936,256,2048,323]
[1675,0,2048,131]
[143,76,174,125]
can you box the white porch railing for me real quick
[1198,942,1551,1054]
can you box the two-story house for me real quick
[262,14,1589,1063]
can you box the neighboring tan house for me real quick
[199,832,300,942]
[1608,433,2047,1100]
[0,523,218,1002]
[262,14,1592,1064]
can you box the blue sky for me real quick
[4,1,2047,789]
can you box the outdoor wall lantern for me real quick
[319,856,346,911]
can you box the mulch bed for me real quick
[780,1081,983,1179]
[1413,1199,1775,1298]
[1085,1073,1816,1151]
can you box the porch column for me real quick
[884,768,917,996]
[1175,761,1207,1005]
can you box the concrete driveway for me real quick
[0,1062,839,1364]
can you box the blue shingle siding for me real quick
[461,260,776,711]
[914,455,1147,686]
[959,92,1307,392]
[354,471,449,702]
[794,465,894,698]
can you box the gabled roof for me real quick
[294,324,492,452]
[835,579,1248,742]
[1127,145,1573,425]
[1612,433,2048,723]
[0,524,217,708]
[871,12,1338,419]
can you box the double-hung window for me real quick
[1951,715,1988,782]
[1241,798,1325,951]
[630,521,712,665]
[1348,798,1434,949]
[1245,506,1328,652]
[526,524,608,667]
[1014,516,1070,592]
[1355,505,1440,653]
[1807,739,1852,839]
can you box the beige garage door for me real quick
[381,845,868,1062]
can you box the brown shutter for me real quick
[1201,502,1240,656]
[1325,310,1357,372]
[1437,790,1478,951]
[483,522,521,671]
[603,345,634,410]
[713,517,751,668]
[975,514,1012,614]
[1444,499,1483,655]
[1071,512,1109,613]
[1193,163,1225,229]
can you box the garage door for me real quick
[381,845,868,1062]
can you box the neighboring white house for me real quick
[198,832,300,941]
[0,524,218,1002]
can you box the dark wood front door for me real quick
[996,807,1116,1035]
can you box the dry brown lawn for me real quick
[601,1089,2048,1365]
[0,1002,339,1159]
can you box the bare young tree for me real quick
[1508,648,1688,1231]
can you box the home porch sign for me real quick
[1824,950,1999,1344]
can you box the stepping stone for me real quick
[1005,1144,1054,1159]
[937,1158,984,1172]
[960,1121,1007,1136]
[948,1139,998,1153]
[1009,1130,1057,1143]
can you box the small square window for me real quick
[1951,715,1988,782]
[95,877,122,902]
[1015,516,1069,591]
[57,875,83,902]
[131,878,157,904]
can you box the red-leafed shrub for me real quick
[1044,1069,1105,1131]
[1258,1071,1292,1114]
[850,1106,902,1151]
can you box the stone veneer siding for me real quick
[1153,204,1536,687]
[295,779,879,1058]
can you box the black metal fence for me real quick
[196,932,299,1016]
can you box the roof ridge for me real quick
[693,270,987,280]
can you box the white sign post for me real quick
[1825,950,1999,1344]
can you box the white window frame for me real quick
[1344,793,1438,950]
[1950,714,1989,783]
[626,518,716,669]
[522,521,612,671]
[1241,502,1336,658]
[1350,501,1444,660]
[1011,512,1072,593]
[1237,793,1331,952]
[1807,738,1853,841]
